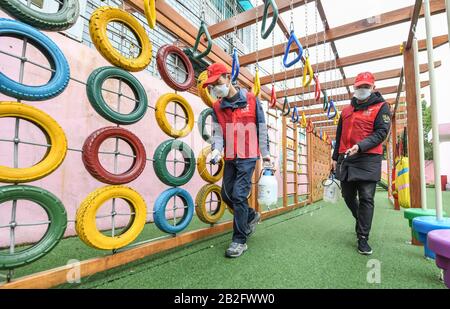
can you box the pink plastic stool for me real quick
[428,229,450,289]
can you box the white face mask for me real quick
[354,88,372,101]
[212,83,230,98]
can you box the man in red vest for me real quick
[202,63,271,258]
[332,72,391,255]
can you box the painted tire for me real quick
[153,139,195,186]
[0,102,67,183]
[0,19,70,101]
[155,93,194,138]
[197,146,224,183]
[197,71,215,107]
[75,185,147,250]
[195,184,226,224]
[156,44,195,91]
[82,127,147,185]
[153,187,194,234]
[89,7,152,72]
[0,0,79,31]
[0,185,67,270]
[197,108,214,143]
[86,66,148,125]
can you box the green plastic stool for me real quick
[403,209,446,244]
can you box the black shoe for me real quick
[247,212,261,237]
[358,238,373,255]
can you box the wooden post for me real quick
[282,116,288,208]
[403,47,422,209]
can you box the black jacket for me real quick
[332,92,391,182]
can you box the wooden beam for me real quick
[276,62,440,98]
[207,0,306,39]
[308,106,408,123]
[240,0,446,66]
[403,46,422,209]
[260,35,447,85]
[406,0,424,49]
[293,81,430,108]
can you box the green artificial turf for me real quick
[2,189,449,289]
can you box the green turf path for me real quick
[2,189,449,289]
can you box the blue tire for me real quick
[153,188,194,234]
[0,19,70,101]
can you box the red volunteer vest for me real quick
[338,102,385,155]
[213,92,260,160]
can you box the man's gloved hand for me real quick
[210,149,222,165]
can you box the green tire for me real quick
[0,185,67,270]
[153,140,196,186]
[0,0,79,31]
[86,66,148,125]
[197,108,214,143]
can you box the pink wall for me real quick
[0,15,285,246]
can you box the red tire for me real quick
[82,127,147,184]
[156,44,195,91]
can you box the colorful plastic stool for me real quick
[412,216,450,259]
[404,209,445,245]
[428,229,450,288]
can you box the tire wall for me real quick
[0,11,214,246]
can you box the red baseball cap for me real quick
[202,63,230,88]
[354,72,375,87]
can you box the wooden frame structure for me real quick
[1,0,447,289]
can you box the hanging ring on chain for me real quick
[282,97,291,116]
[190,20,213,61]
[270,85,277,108]
[300,111,307,128]
[314,74,321,102]
[302,55,314,87]
[231,48,240,83]
[144,0,156,29]
[323,90,329,111]
[252,66,261,97]
[261,0,279,39]
[291,105,299,123]
[283,30,304,68]
[333,111,340,125]
[306,120,314,133]
[327,100,337,119]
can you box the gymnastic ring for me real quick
[0,185,67,269]
[195,184,226,224]
[196,146,224,183]
[143,0,156,29]
[87,66,148,125]
[76,185,147,250]
[0,102,67,183]
[155,93,194,138]
[89,7,152,72]
[153,187,194,234]
[82,126,147,185]
[0,19,70,101]
[197,108,214,143]
[156,44,195,91]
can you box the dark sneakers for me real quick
[247,212,261,237]
[225,242,248,258]
[358,237,373,255]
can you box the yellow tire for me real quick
[197,146,224,183]
[195,184,226,224]
[89,6,152,72]
[197,70,216,107]
[0,102,67,183]
[155,93,194,138]
[144,0,156,29]
[76,185,147,250]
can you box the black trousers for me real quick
[221,159,257,244]
[340,180,377,239]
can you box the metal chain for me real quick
[290,0,294,31]
[201,0,206,22]
[315,0,319,73]
[234,0,238,49]
[323,19,327,87]
[255,0,259,69]
[304,0,309,51]
[271,29,275,86]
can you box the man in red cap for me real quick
[332,72,391,255]
[202,62,271,258]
